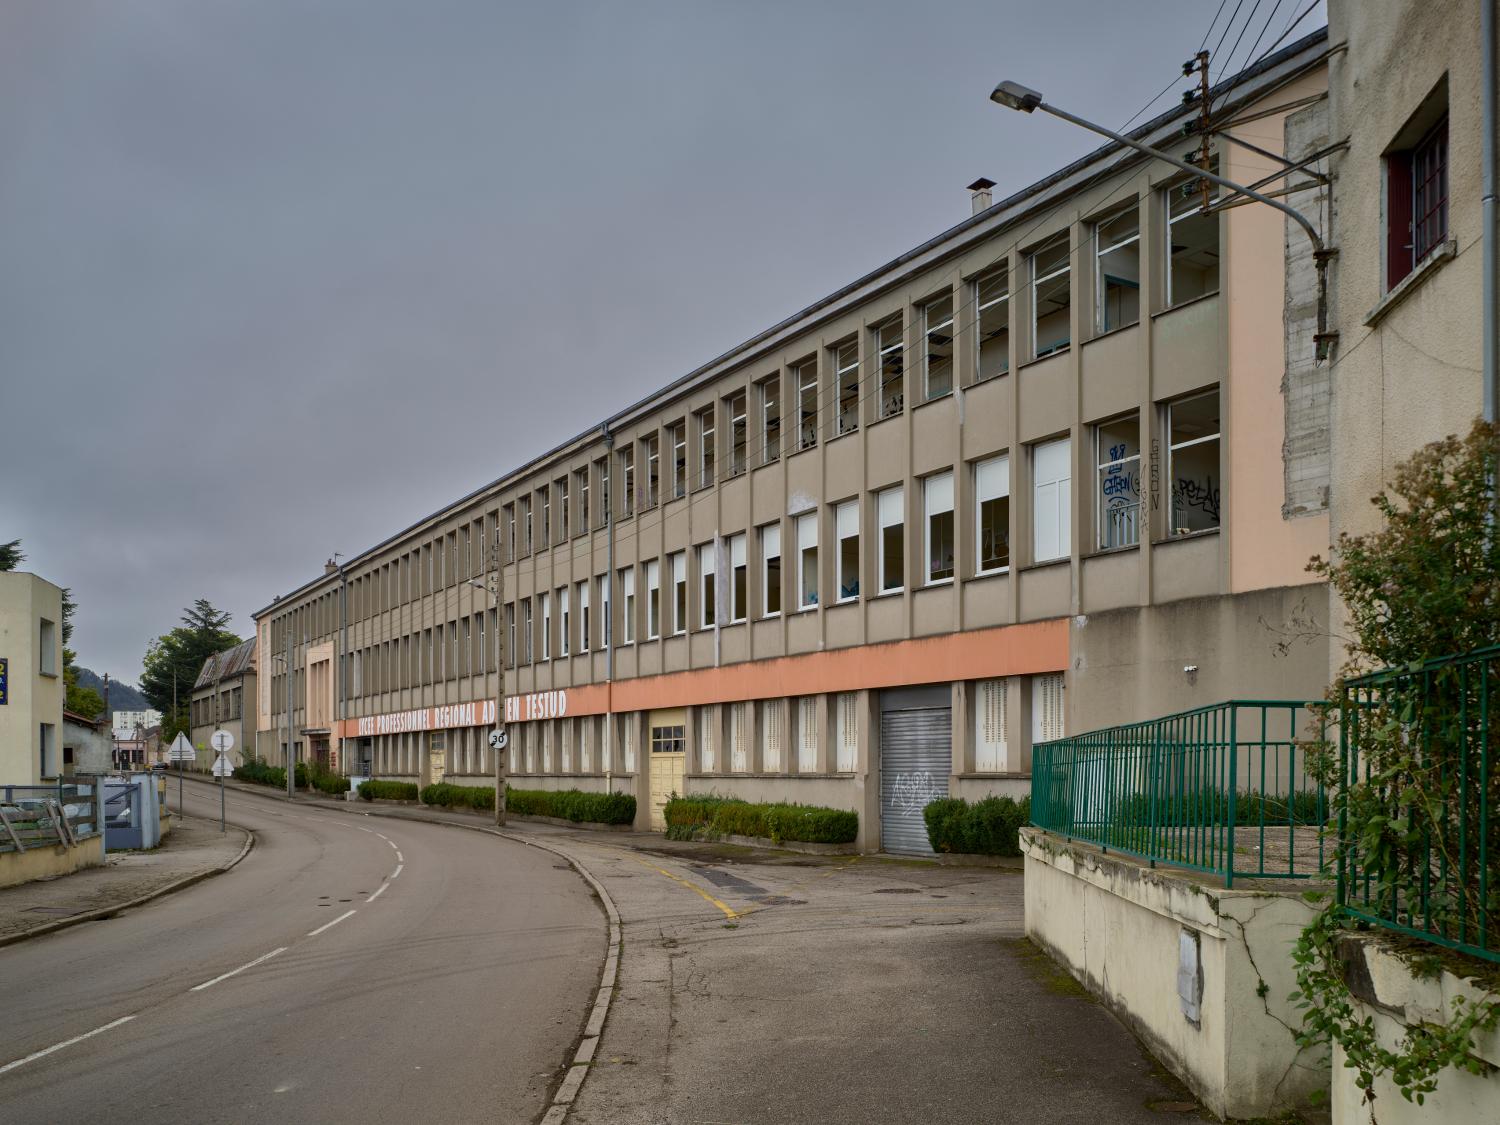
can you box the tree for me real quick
[140,599,243,740]
[0,539,22,571]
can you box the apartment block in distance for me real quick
[0,571,66,784]
[254,33,1337,852]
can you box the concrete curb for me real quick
[184,775,620,1122]
[0,820,256,950]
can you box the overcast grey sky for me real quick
[0,0,1324,686]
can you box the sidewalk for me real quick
[0,811,252,946]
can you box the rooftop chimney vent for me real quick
[967,177,996,216]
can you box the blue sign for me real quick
[0,657,7,705]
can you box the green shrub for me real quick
[923,795,1031,856]
[507,787,636,825]
[234,758,286,789]
[419,782,496,811]
[359,780,419,802]
[662,794,857,845]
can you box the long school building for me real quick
[255,34,1336,852]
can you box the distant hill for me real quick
[74,667,150,713]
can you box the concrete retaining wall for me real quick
[1331,933,1500,1124]
[1020,827,1326,1119]
[0,833,105,889]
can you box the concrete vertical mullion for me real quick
[1067,216,1085,618]
[1137,182,1158,604]
[1005,249,1023,626]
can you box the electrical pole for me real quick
[494,543,506,827]
[1195,49,1212,212]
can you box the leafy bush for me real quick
[359,780,419,802]
[234,758,286,789]
[923,795,1031,856]
[507,787,636,825]
[663,794,857,845]
[305,765,350,796]
[419,782,496,811]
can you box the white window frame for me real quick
[1031,437,1072,563]
[796,512,819,611]
[924,470,955,585]
[760,522,781,617]
[620,566,636,645]
[796,359,819,450]
[975,456,1010,576]
[1095,416,1142,549]
[833,340,860,436]
[730,702,749,773]
[1032,673,1066,744]
[876,485,904,594]
[645,558,661,640]
[1094,204,1141,335]
[698,542,716,630]
[671,550,687,635]
[761,699,783,773]
[540,592,552,661]
[729,533,747,623]
[761,375,781,463]
[835,499,859,603]
[1166,390,1222,536]
[1029,235,1071,359]
[974,267,1010,382]
[875,317,904,418]
[577,580,590,652]
[921,291,955,401]
[559,586,571,657]
[697,705,715,772]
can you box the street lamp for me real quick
[989,79,1336,360]
[466,574,507,827]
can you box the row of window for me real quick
[491,179,1220,564]
[190,688,243,727]
[501,392,1218,666]
[363,675,1062,780]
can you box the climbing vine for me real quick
[1289,420,1500,1117]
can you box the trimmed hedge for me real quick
[420,782,496,811]
[234,758,303,789]
[507,787,636,825]
[307,767,350,796]
[359,780,420,802]
[922,795,1031,856]
[664,794,858,845]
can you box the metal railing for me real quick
[1338,646,1500,964]
[0,782,104,853]
[1031,700,1325,886]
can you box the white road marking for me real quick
[368,883,389,902]
[395,851,404,862]
[306,909,356,937]
[391,864,404,879]
[189,946,288,992]
[0,1015,137,1076]
[386,839,398,851]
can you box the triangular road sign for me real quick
[169,732,196,762]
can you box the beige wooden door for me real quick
[647,721,687,830]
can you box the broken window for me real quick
[832,339,859,435]
[557,477,570,541]
[618,444,635,516]
[1167,171,1221,306]
[669,420,687,499]
[726,390,747,477]
[1095,415,1141,549]
[643,433,660,507]
[646,559,660,639]
[620,566,635,644]
[796,512,818,610]
[1167,390,1221,536]
[575,469,589,534]
[670,551,687,634]
[794,357,819,450]
[1030,235,1071,358]
[835,499,859,602]
[729,533,747,622]
[697,407,715,489]
[875,317,904,418]
[921,293,954,400]
[975,267,1010,381]
[698,542,716,628]
[760,375,780,463]
[596,456,610,525]
[1095,205,1140,334]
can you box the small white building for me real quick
[111,708,162,741]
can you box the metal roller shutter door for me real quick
[880,707,951,855]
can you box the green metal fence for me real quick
[1338,646,1500,964]
[1031,700,1325,886]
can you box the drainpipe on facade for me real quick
[603,424,615,795]
[337,558,347,775]
[1483,0,1498,430]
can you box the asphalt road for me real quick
[0,784,602,1124]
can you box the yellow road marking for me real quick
[570,840,745,920]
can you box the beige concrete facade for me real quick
[254,37,1337,849]
[1325,0,1491,661]
[0,572,66,784]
